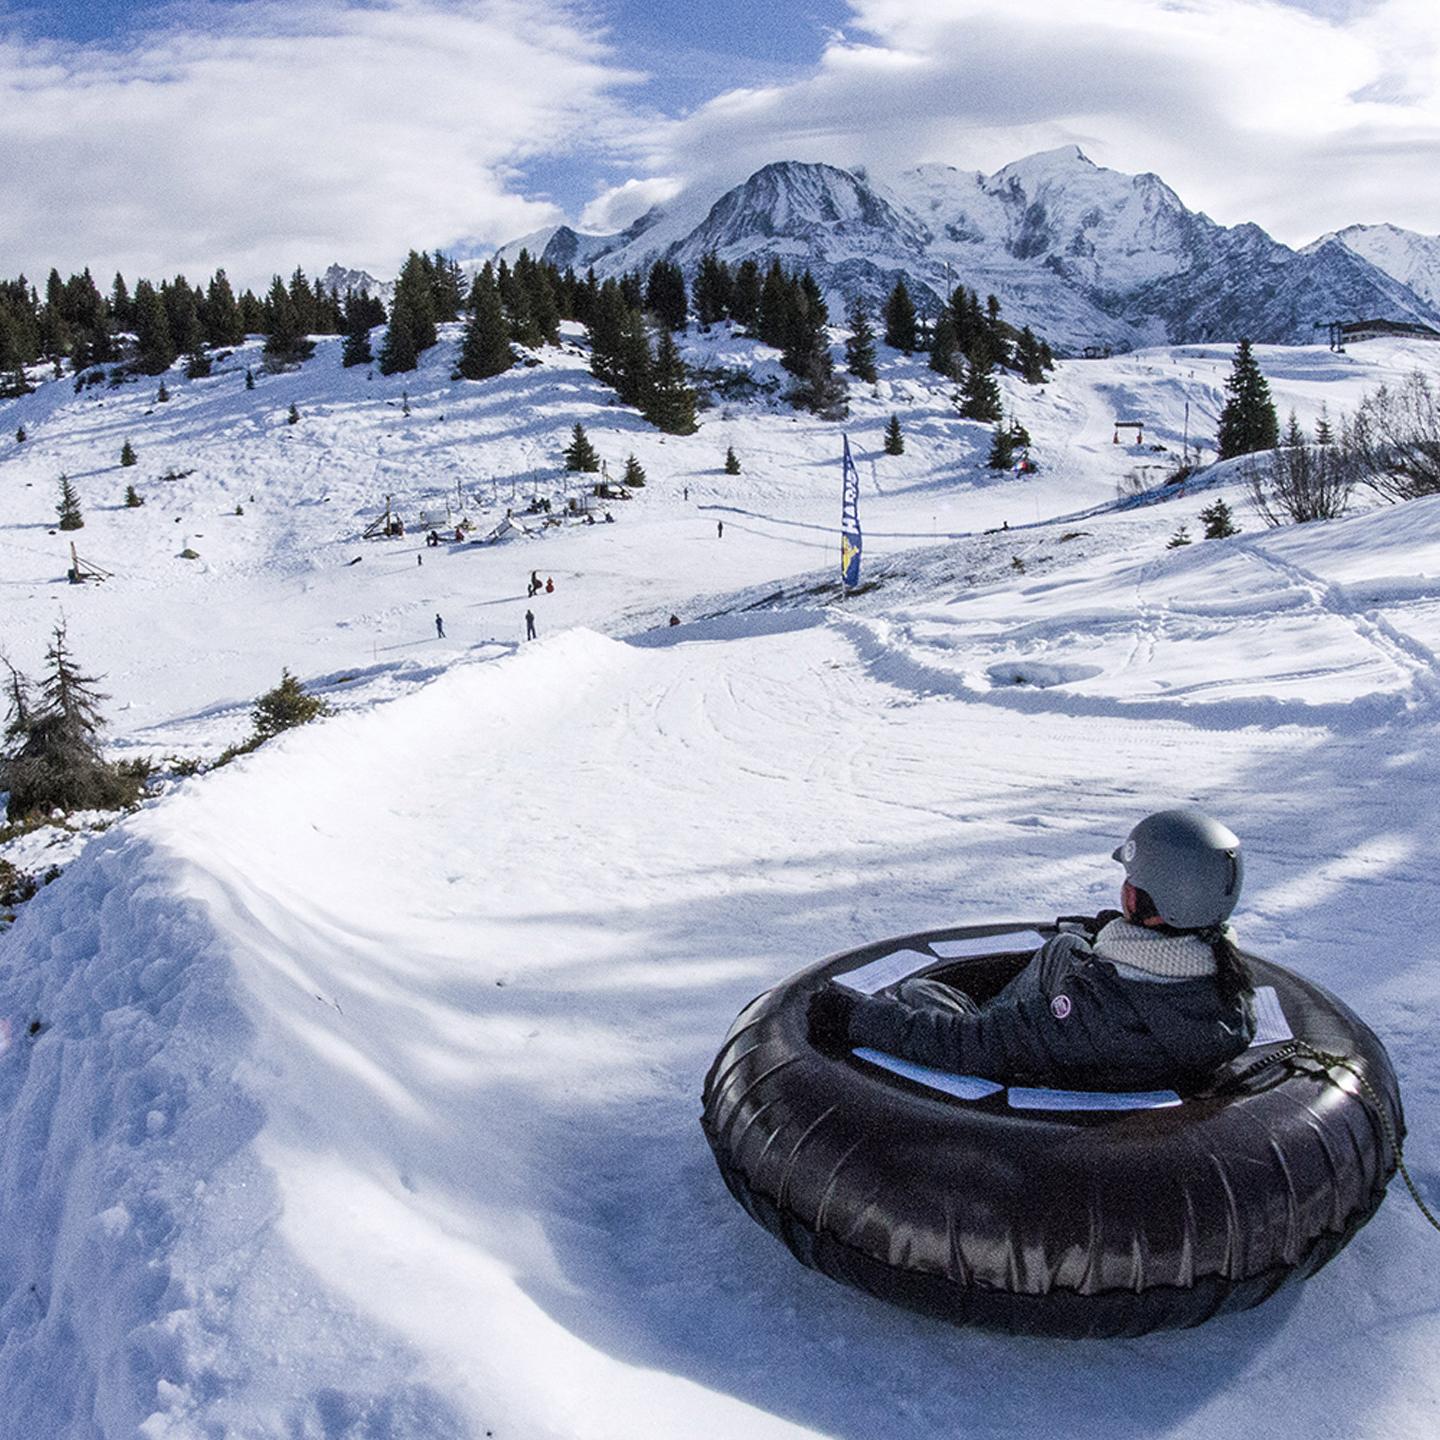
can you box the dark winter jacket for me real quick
[845,932,1256,1090]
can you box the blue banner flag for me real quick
[840,434,862,589]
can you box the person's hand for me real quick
[807,984,856,1054]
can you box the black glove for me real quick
[807,984,856,1054]
[1056,910,1122,940]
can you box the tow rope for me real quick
[1232,1040,1440,1235]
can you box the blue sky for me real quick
[2,0,1437,285]
[6,0,849,225]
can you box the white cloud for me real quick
[579,175,684,232]
[0,0,642,287]
[631,0,1440,244]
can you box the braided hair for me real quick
[1198,924,1254,1007]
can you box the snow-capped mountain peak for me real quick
[491,149,1440,352]
[320,263,392,302]
[1310,222,1440,311]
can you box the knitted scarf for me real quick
[1094,917,1228,980]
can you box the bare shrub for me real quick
[1347,371,1440,501]
[1246,412,1354,526]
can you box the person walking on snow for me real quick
[525,609,537,641]
[808,809,1256,1090]
[717,520,724,538]
[545,576,554,594]
[435,613,445,639]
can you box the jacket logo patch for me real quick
[1050,994,1073,1020]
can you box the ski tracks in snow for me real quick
[1236,539,1440,718]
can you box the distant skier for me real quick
[545,576,554,594]
[530,569,541,594]
[417,554,423,566]
[717,520,724,539]
[683,486,689,501]
[525,609,536,641]
[435,613,445,639]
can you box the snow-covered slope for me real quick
[504,149,1440,351]
[4,328,1440,1437]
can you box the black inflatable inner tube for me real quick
[700,922,1402,1338]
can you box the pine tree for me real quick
[377,286,422,375]
[287,403,300,425]
[643,330,698,434]
[66,267,114,369]
[457,271,515,380]
[1216,339,1279,459]
[15,425,24,444]
[109,272,133,330]
[983,294,1011,370]
[692,253,733,329]
[1167,525,1193,548]
[429,250,466,323]
[645,260,688,332]
[124,484,143,507]
[844,298,877,383]
[1314,406,1334,447]
[0,623,140,821]
[958,354,1003,422]
[499,258,539,347]
[249,668,329,744]
[929,312,957,377]
[587,279,629,390]
[56,474,83,529]
[341,293,375,368]
[39,268,72,362]
[883,414,904,455]
[119,440,136,467]
[1015,326,1048,384]
[729,260,761,329]
[132,280,176,375]
[1199,498,1238,539]
[563,423,601,472]
[758,261,791,349]
[621,454,646,487]
[203,268,245,347]
[518,255,560,345]
[779,274,828,379]
[165,277,205,359]
[884,279,917,352]
[986,422,1016,470]
[378,252,438,375]
[724,445,741,475]
[263,275,315,366]
[613,308,653,409]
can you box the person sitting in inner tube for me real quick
[808,809,1258,1090]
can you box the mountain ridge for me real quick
[488,151,1440,352]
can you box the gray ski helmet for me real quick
[1112,809,1243,929]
